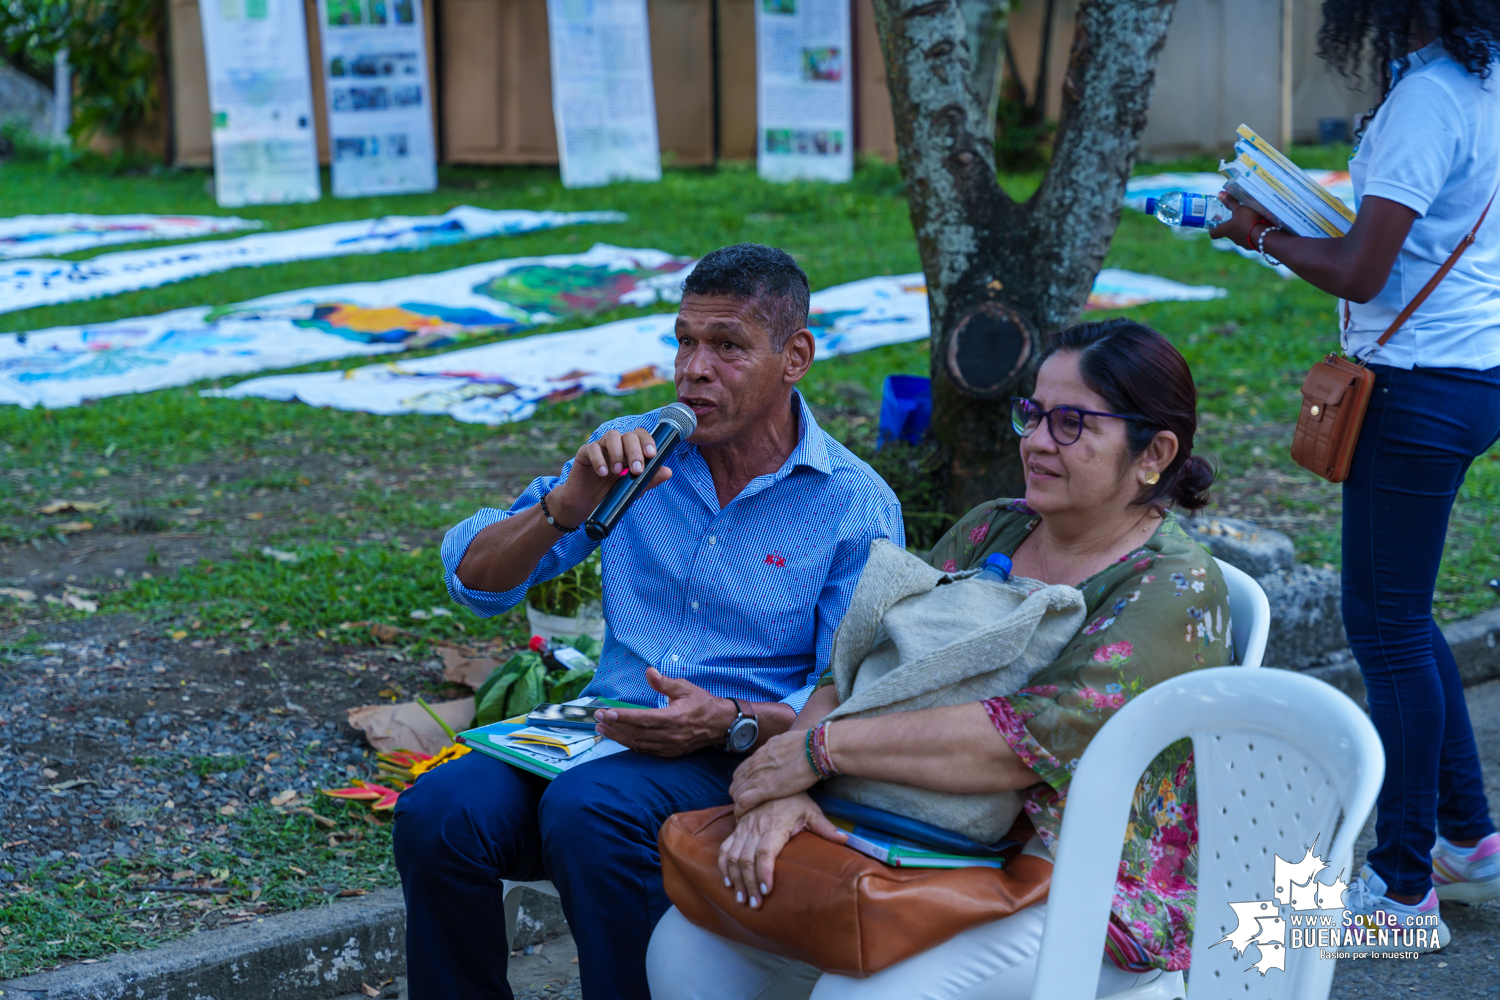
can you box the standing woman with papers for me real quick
[1212,0,1500,933]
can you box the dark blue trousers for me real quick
[393,746,739,1000]
[1342,363,1500,897]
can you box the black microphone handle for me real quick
[583,421,684,541]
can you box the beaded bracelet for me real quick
[539,492,577,534]
[804,721,840,780]
[1256,223,1284,268]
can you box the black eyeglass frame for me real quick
[1009,396,1153,446]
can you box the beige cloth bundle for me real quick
[822,539,1086,844]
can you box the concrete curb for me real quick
[0,890,405,1000]
[0,887,568,1000]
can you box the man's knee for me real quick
[394,751,544,879]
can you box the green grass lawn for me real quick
[2,146,1497,641]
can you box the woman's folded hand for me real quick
[730,728,819,815]
[717,792,847,909]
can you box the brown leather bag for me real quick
[658,805,1051,978]
[1292,191,1497,482]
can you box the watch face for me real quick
[728,718,758,753]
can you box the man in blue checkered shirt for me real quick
[395,244,904,1000]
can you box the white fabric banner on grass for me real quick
[756,0,853,182]
[1085,269,1227,310]
[0,214,264,259]
[317,0,439,198]
[0,206,626,315]
[0,244,691,410]
[548,0,662,189]
[211,268,1228,425]
[200,0,322,207]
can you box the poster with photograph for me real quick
[546,0,662,189]
[317,0,439,198]
[199,0,322,206]
[755,0,853,183]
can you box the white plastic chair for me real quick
[1031,667,1383,1000]
[502,879,561,948]
[1215,558,1270,669]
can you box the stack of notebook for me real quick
[1219,124,1357,238]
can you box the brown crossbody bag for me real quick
[1291,189,1497,482]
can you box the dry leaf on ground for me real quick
[54,521,93,534]
[0,588,36,602]
[438,645,502,689]
[347,697,475,755]
[37,499,109,515]
[360,984,381,998]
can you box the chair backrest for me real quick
[1030,668,1383,1000]
[1215,558,1270,668]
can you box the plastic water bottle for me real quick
[977,553,1013,584]
[1145,191,1234,230]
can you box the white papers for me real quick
[0,244,689,409]
[1219,125,1356,238]
[547,0,662,188]
[199,0,322,207]
[0,214,264,259]
[317,0,438,198]
[756,0,852,183]
[0,206,626,315]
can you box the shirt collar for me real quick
[1390,39,1445,85]
[677,389,832,487]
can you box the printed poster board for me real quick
[546,0,663,188]
[755,0,853,183]
[317,0,439,197]
[199,0,322,206]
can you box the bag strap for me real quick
[1374,184,1500,348]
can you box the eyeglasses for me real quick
[1010,396,1149,446]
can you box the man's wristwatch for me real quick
[724,698,759,753]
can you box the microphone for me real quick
[584,402,697,541]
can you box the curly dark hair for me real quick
[1318,0,1500,103]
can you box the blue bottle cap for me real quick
[984,553,1013,576]
[1144,197,1157,215]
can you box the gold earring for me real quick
[1146,472,1160,485]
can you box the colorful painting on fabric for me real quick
[0,213,264,259]
[0,206,626,315]
[208,268,1229,425]
[0,245,688,410]
[208,274,933,423]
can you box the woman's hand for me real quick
[717,792,847,908]
[1208,192,1265,249]
[730,729,819,816]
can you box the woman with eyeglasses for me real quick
[646,318,1229,1000]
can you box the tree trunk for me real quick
[869,0,1178,515]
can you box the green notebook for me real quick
[457,698,646,780]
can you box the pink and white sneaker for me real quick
[1431,832,1500,904]
[1343,865,1451,953]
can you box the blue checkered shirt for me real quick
[441,392,904,711]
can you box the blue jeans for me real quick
[393,747,740,1000]
[1342,363,1500,898]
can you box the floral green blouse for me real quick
[926,499,1233,973]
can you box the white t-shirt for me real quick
[1344,42,1500,370]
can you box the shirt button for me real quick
[672,654,680,662]
[691,601,699,611]
[708,535,716,545]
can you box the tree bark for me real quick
[869,0,1178,514]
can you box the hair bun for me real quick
[1169,454,1217,511]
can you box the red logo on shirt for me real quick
[764,553,786,568]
